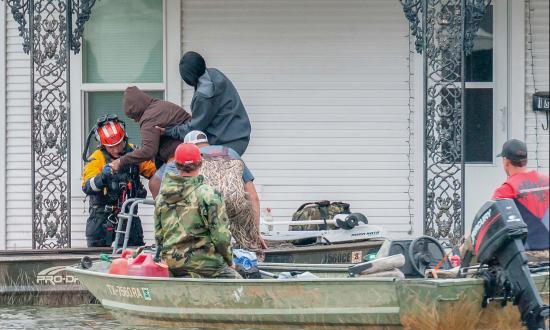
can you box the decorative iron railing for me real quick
[401,0,491,244]
[3,0,96,248]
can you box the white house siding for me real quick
[4,10,32,248]
[525,0,549,172]
[181,0,417,237]
[0,3,6,249]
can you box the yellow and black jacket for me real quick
[81,143,156,247]
[82,144,155,202]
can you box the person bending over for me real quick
[109,86,191,198]
[184,130,267,251]
[157,51,251,156]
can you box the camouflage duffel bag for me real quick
[290,201,351,245]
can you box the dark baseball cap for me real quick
[496,139,528,161]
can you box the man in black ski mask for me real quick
[157,51,251,156]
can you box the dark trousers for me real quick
[86,208,144,247]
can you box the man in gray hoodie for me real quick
[157,52,251,156]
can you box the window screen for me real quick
[464,89,493,163]
[465,6,493,82]
[83,0,163,83]
[465,5,494,163]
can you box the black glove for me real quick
[100,164,112,180]
[93,164,113,189]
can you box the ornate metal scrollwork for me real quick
[401,0,491,56]
[30,0,71,249]
[3,0,96,248]
[4,0,96,54]
[5,0,30,53]
[401,0,424,53]
[399,0,491,244]
[70,0,96,53]
[463,0,492,55]
[422,0,466,245]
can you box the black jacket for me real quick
[165,68,251,155]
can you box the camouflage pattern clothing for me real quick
[290,201,351,245]
[291,201,351,231]
[154,173,240,278]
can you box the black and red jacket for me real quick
[492,170,549,250]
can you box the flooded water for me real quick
[0,305,191,330]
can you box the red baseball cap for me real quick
[174,143,202,165]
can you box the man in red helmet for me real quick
[82,115,156,247]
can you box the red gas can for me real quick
[127,253,169,278]
[108,249,134,275]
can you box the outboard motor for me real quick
[470,199,549,330]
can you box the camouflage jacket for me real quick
[154,173,233,275]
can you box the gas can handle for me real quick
[154,244,163,263]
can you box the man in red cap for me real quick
[493,139,549,253]
[154,143,240,278]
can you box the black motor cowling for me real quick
[471,199,549,330]
[471,199,528,263]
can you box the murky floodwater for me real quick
[0,305,193,330]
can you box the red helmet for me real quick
[97,120,126,147]
[174,143,202,165]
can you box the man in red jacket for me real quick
[492,139,549,251]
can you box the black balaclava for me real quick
[179,51,206,87]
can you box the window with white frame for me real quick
[442,5,495,164]
[82,0,166,143]
[463,4,494,163]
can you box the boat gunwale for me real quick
[67,265,550,286]
[67,265,399,283]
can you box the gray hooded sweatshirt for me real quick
[165,68,251,155]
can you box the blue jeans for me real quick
[224,138,249,156]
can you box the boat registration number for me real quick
[351,251,362,263]
[106,284,152,301]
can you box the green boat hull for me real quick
[69,262,549,329]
